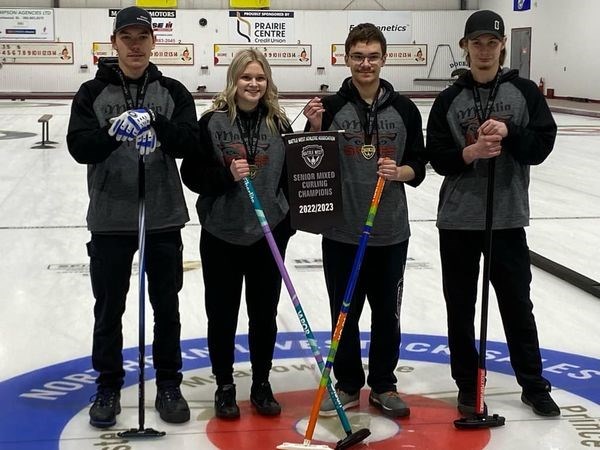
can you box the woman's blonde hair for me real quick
[209,48,288,134]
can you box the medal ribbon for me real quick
[472,70,501,124]
[116,68,149,110]
[235,109,262,166]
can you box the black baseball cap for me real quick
[464,10,505,40]
[113,6,153,34]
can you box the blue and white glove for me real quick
[108,108,155,142]
[135,126,159,156]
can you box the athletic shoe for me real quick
[319,388,360,416]
[215,384,240,419]
[369,390,410,418]
[250,381,281,416]
[457,390,488,416]
[521,391,560,417]
[155,384,190,423]
[89,387,121,428]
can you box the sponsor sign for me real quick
[348,11,412,43]
[229,10,294,44]
[136,0,178,7]
[109,8,178,44]
[0,8,54,41]
[230,0,271,7]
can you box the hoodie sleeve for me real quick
[396,96,426,187]
[180,112,236,197]
[67,82,121,164]
[302,94,345,132]
[152,78,200,159]
[501,78,557,165]
[426,87,472,176]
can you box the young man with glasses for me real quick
[303,23,426,418]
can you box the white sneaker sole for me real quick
[318,398,359,417]
[369,394,410,418]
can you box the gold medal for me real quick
[361,144,376,160]
[248,164,258,179]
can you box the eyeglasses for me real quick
[348,53,383,64]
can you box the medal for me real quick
[361,144,376,160]
[248,164,258,179]
[351,86,381,160]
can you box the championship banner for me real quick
[214,43,310,66]
[284,131,344,234]
[0,8,54,41]
[331,43,427,66]
[92,42,193,65]
[0,41,73,64]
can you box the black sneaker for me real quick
[155,385,190,423]
[215,384,240,419]
[89,387,121,428]
[521,391,560,417]
[251,381,281,416]
[457,391,488,416]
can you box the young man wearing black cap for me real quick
[426,10,560,417]
[67,6,199,428]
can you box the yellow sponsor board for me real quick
[136,0,177,7]
[230,0,270,8]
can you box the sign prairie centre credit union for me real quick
[229,10,295,44]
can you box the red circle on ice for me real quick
[206,390,491,449]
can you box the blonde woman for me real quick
[181,49,293,419]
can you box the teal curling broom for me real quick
[241,176,370,450]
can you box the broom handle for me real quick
[304,176,385,442]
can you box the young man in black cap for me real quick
[67,6,199,428]
[426,10,560,417]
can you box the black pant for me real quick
[87,231,184,389]
[322,237,408,394]
[200,223,290,386]
[439,228,551,393]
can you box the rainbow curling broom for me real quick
[242,177,370,450]
[278,175,385,449]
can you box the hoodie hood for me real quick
[336,77,398,110]
[95,58,163,85]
